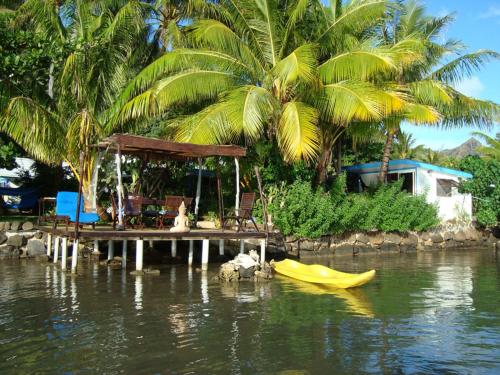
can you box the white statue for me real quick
[170,202,190,233]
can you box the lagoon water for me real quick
[1,249,499,374]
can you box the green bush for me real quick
[269,176,440,239]
[269,180,336,239]
[458,156,499,228]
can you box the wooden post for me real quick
[122,240,127,269]
[92,240,99,254]
[61,237,68,271]
[53,236,60,264]
[201,239,209,270]
[234,157,240,214]
[74,151,84,238]
[219,239,224,256]
[46,233,52,256]
[216,160,223,225]
[254,166,268,232]
[108,240,114,261]
[240,240,244,254]
[188,240,194,266]
[171,239,177,258]
[194,157,202,223]
[71,239,78,274]
[136,239,144,271]
[260,239,266,265]
[115,146,124,229]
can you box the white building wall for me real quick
[416,169,472,222]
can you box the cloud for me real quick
[479,5,500,19]
[454,76,485,98]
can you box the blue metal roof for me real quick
[343,159,473,179]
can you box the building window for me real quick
[386,172,414,194]
[436,178,459,197]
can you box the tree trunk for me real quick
[316,138,334,185]
[378,128,398,183]
[335,134,342,175]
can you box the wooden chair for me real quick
[111,193,144,229]
[222,192,258,232]
[156,196,193,229]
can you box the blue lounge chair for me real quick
[46,191,99,228]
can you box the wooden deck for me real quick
[38,226,267,241]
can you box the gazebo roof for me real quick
[95,134,246,160]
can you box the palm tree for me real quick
[472,131,500,160]
[376,0,499,182]
[1,0,148,204]
[391,131,425,159]
[113,0,423,183]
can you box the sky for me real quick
[400,0,500,150]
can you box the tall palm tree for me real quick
[113,0,423,183]
[391,131,424,159]
[376,0,499,182]
[472,131,500,160]
[1,0,148,204]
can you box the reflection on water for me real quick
[0,250,499,374]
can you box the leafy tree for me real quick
[458,156,499,227]
[472,131,500,160]
[391,131,425,159]
[376,1,499,182]
[114,0,424,184]
[1,0,149,203]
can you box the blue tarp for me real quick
[0,187,39,209]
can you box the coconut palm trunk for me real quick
[378,127,399,183]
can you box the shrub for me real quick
[269,177,440,239]
[269,180,336,239]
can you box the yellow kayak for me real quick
[271,259,375,289]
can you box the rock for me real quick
[465,228,478,241]
[299,240,316,251]
[7,234,27,248]
[454,230,467,242]
[356,233,370,244]
[34,255,49,262]
[22,222,34,231]
[346,233,357,245]
[10,221,20,232]
[368,233,384,246]
[430,233,444,243]
[0,222,4,231]
[401,233,419,246]
[255,262,273,280]
[239,265,255,278]
[144,267,160,275]
[400,245,417,253]
[26,239,46,256]
[34,231,44,239]
[385,233,402,245]
[0,245,15,258]
[219,262,239,282]
[379,242,399,253]
[129,270,145,276]
[334,243,354,256]
[0,232,7,245]
[442,232,454,241]
[3,222,10,231]
[421,232,431,241]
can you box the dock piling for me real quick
[201,239,209,270]
[219,239,224,255]
[71,239,78,273]
[53,236,60,264]
[260,239,266,265]
[61,237,68,271]
[122,240,127,269]
[107,240,114,261]
[136,239,144,271]
[46,233,52,257]
[188,240,194,266]
[93,240,100,254]
[171,239,177,258]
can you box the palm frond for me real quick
[271,44,318,89]
[431,50,500,84]
[403,103,441,124]
[277,101,320,162]
[408,80,452,106]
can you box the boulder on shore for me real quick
[22,222,34,231]
[7,235,27,248]
[26,239,46,257]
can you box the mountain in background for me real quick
[441,138,482,158]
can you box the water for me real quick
[1,250,499,374]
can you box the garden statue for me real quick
[170,202,190,233]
